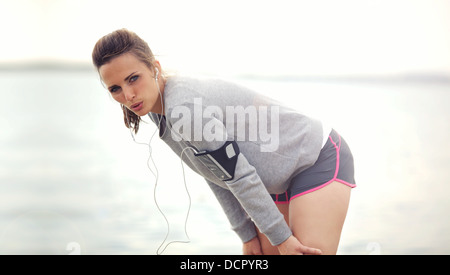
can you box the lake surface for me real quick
[0,69,449,254]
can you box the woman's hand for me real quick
[242,236,263,255]
[277,235,322,255]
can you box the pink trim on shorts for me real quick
[273,192,290,205]
[288,133,356,202]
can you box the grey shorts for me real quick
[271,129,356,204]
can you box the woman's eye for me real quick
[130,75,139,83]
[109,86,120,93]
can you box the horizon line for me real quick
[1,60,449,84]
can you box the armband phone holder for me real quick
[194,141,240,181]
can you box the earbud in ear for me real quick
[155,67,159,80]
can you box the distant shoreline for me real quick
[1,61,449,85]
[0,61,95,72]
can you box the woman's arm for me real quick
[206,180,258,243]
[170,102,292,246]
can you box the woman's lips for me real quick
[130,102,143,112]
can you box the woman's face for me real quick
[99,53,163,116]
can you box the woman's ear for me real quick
[152,60,162,75]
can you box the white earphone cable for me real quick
[127,70,191,255]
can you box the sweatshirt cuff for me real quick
[266,223,292,246]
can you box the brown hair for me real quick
[92,29,156,134]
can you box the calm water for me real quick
[0,69,449,254]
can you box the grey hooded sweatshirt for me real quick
[148,76,324,246]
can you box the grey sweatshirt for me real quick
[148,76,324,246]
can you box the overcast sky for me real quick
[0,0,449,76]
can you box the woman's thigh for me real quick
[289,181,352,255]
[258,181,351,255]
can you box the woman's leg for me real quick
[257,130,354,254]
[257,182,351,255]
[256,203,289,255]
[289,181,352,255]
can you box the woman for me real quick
[92,29,356,255]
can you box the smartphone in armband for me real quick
[194,141,240,181]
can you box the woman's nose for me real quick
[123,86,136,102]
